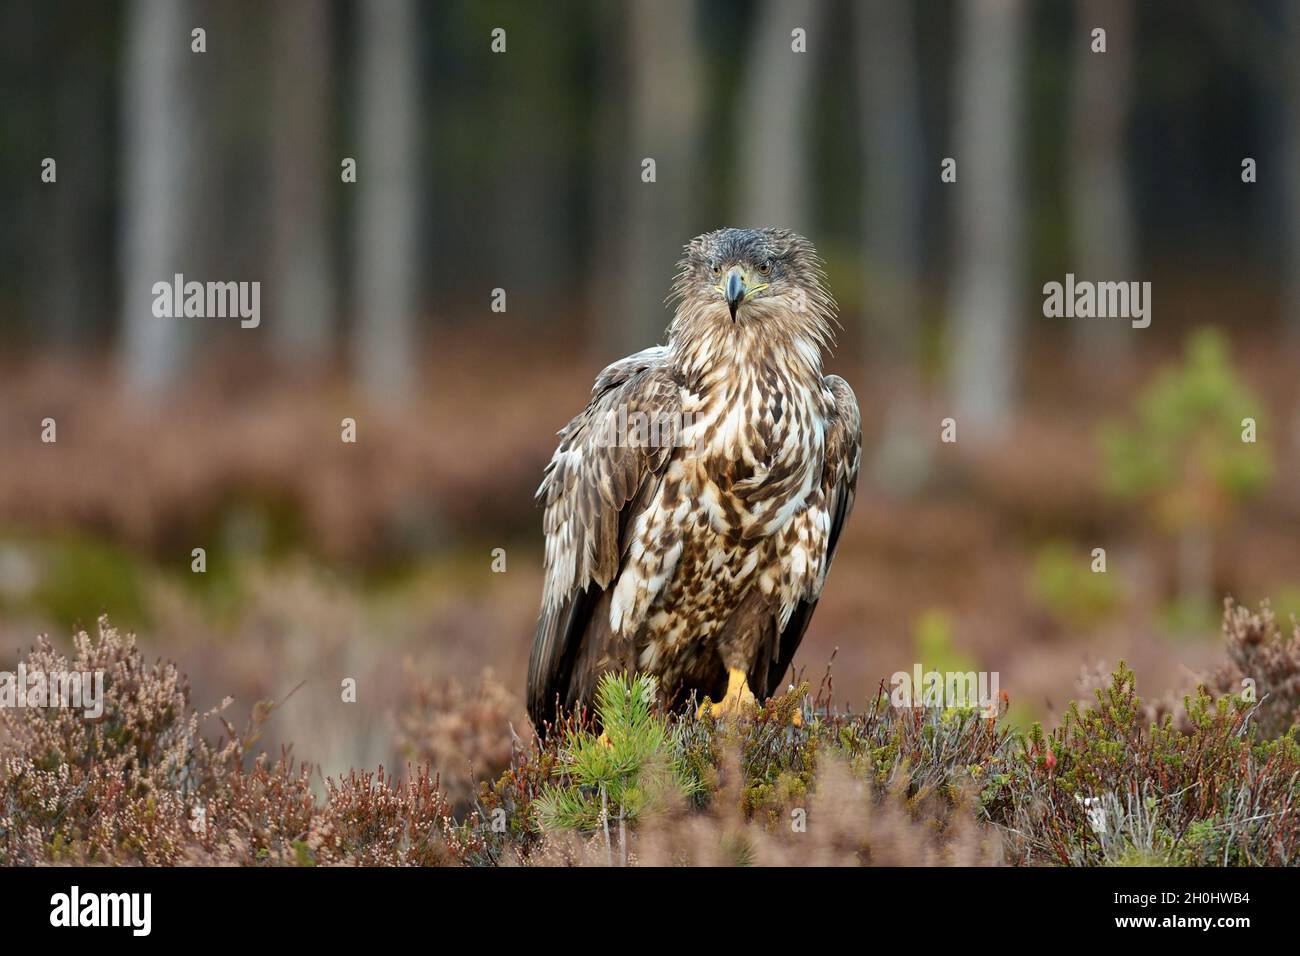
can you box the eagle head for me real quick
[669,227,837,349]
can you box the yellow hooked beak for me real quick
[715,266,768,322]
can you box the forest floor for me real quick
[0,329,1298,863]
[1,601,1297,865]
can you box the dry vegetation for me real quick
[1,333,1298,865]
[4,333,1299,741]
[0,341,571,560]
[2,600,1296,867]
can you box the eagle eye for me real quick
[757,259,772,276]
[709,260,721,277]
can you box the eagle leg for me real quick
[697,667,757,720]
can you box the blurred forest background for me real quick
[1,0,1298,793]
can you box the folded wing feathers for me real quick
[775,374,861,623]
[538,348,680,614]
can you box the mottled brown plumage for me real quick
[528,227,860,731]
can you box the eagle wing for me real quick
[759,373,861,698]
[527,346,681,728]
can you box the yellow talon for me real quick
[698,668,756,720]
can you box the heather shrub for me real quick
[1207,598,1300,738]
[0,618,455,866]
[2,605,1297,866]
[396,664,529,809]
[1,619,238,863]
[990,661,1300,865]
[306,767,457,866]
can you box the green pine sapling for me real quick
[534,672,703,845]
[1101,328,1271,629]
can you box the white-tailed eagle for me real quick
[528,227,860,730]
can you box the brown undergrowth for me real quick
[2,600,1297,866]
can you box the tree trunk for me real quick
[120,0,199,394]
[615,0,702,355]
[949,0,1027,442]
[354,0,419,403]
[490,9,572,326]
[736,0,825,235]
[270,0,335,365]
[858,0,929,491]
[1284,1,1300,338]
[1069,0,1136,371]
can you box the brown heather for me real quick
[1,605,1297,866]
[0,618,458,865]
[395,664,528,809]
[1083,598,1300,739]
[0,347,563,560]
[1207,599,1300,739]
